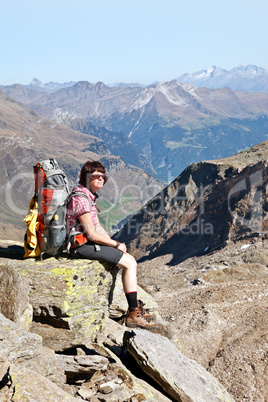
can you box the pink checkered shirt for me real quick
[66,184,98,233]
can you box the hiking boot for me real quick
[138,299,156,321]
[126,308,158,330]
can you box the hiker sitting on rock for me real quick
[66,160,156,330]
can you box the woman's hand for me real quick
[117,242,127,254]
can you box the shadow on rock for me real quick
[0,244,24,260]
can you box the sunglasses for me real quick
[90,174,108,182]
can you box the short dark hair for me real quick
[79,160,107,187]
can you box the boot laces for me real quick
[137,300,147,318]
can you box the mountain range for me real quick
[177,65,268,92]
[2,74,268,182]
[5,65,268,92]
[28,78,76,92]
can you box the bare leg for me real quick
[117,252,137,293]
[117,253,157,329]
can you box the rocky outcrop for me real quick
[0,263,32,330]
[111,143,268,401]
[116,141,268,264]
[0,308,170,401]
[137,231,268,402]
[18,256,119,347]
[124,329,234,401]
[0,312,78,401]
[0,240,233,401]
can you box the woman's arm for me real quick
[79,213,126,252]
[95,216,110,238]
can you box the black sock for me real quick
[125,291,138,310]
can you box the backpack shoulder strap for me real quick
[68,191,94,211]
[64,192,94,253]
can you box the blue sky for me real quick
[1,0,268,85]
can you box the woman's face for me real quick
[89,170,106,193]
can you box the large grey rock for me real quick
[0,356,10,382]
[55,354,109,376]
[124,329,234,402]
[0,243,158,349]
[0,263,32,329]
[16,346,67,388]
[0,313,74,400]
[12,255,119,347]
[0,312,42,363]
[0,312,109,399]
[9,364,80,401]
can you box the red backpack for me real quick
[33,158,70,256]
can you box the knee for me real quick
[126,256,137,272]
[118,254,137,272]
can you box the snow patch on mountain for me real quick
[129,107,145,138]
[177,65,268,92]
[131,87,156,110]
[181,83,202,100]
[128,80,200,112]
[157,82,189,107]
[28,78,76,92]
[191,66,226,79]
[53,108,77,124]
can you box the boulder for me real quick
[15,346,67,388]
[0,242,158,349]
[0,312,42,363]
[0,263,32,330]
[12,254,119,347]
[9,365,80,401]
[0,311,172,401]
[124,329,234,402]
[0,312,73,399]
[55,354,109,377]
[0,356,10,382]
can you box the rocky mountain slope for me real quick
[0,240,234,401]
[2,80,268,181]
[68,117,156,176]
[114,140,268,401]
[0,91,162,240]
[137,235,268,402]
[177,65,268,92]
[115,140,268,262]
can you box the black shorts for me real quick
[70,241,123,265]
